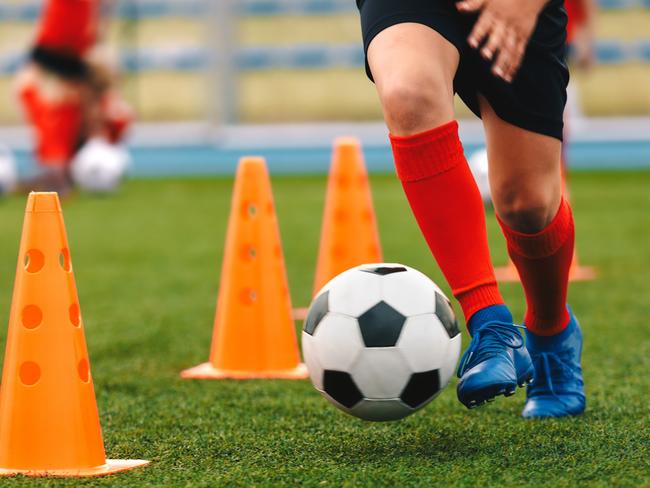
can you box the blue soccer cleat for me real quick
[457,320,533,409]
[522,309,586,418]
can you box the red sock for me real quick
[498,198,574,335]
[390,121,503,321]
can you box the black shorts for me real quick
[358,0,569,140]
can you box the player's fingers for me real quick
[492,49,511,81]
[467,12,492,49]
[456,0,485,13]
[507,37,527,78]
[493,32,517,81]
[481,22,505,61]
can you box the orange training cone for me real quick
[294,137,383,320]
[182,157,307,380]
[0,193,148,477]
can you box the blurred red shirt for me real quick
[35,0,99,57]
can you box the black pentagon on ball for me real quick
[304,291,329,335]
[358,301,406,347]
[400,370,441,408]
[323,370,363,408]
[360,265,408,276]
[435,292,460,338]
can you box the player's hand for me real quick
[456,0,548,82]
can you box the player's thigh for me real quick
[479,96,563,233]
[367,23,459,134]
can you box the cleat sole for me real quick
[459,378,528,409]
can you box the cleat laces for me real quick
[457,321,525,378]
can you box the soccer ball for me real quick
[71,138,130,193]
[302,263,461,421]
[0,143,18,195]
[468,148,491,205]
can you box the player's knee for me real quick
[494,190,558,233]
[379,77,452,135]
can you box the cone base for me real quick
[495,265,597,282]
[568,266,598,281]
[293,307,309,321]
[181,361,309,380]
[0,459,149,478]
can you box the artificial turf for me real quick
[0,171,648,486]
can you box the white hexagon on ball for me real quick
[312,314,365,371]
[396,314,451,372]
[326,266,382,317]
[380,265,436,316]
[350,348,411,399]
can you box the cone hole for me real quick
[59,248,71,272]
[332,245,345,259]
[24,249,45,273]
[19,361,40,386]
[21,305,43,329]
[241,288,257,305]
[69,303,81,327]
[78,358,90,383]
[247,203,258,218]
[336,174,349,188]
[334,208,346,223]
[241,245,257,261]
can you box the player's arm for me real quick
[456,0,549,82]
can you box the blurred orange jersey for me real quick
[565,0,586,43]
[36,0,100,57]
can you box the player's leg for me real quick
[481,98,585,418]
[16,67,84,194]
[365,21,531,408]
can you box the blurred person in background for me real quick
[14,0,133,195]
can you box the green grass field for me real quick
[0,171,649,486]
